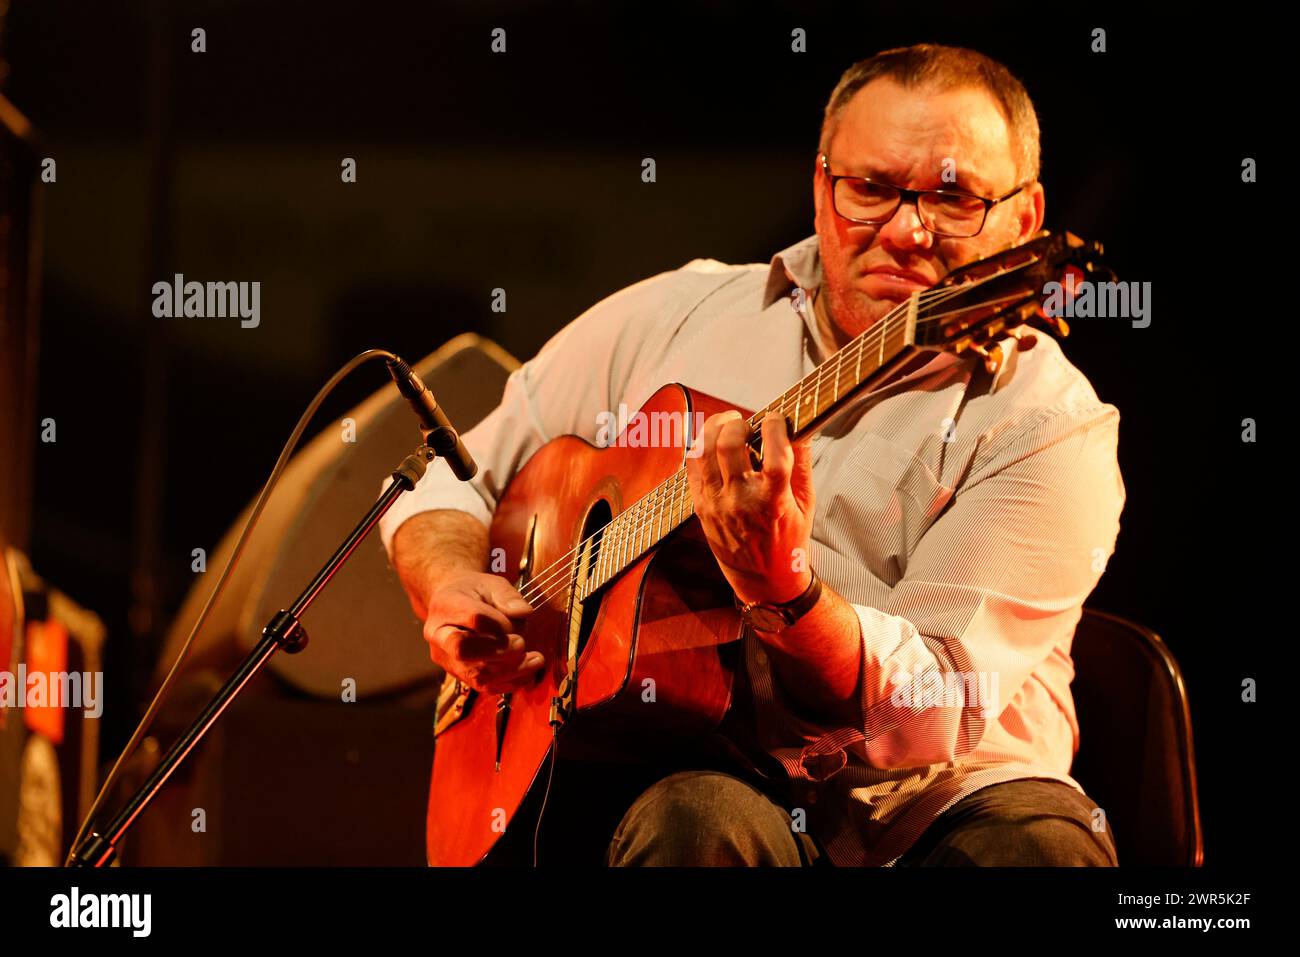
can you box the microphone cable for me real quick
[67,348,402,865]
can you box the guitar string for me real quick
[511,259,1042,609]
[510,284,936,608]
[511,271,1034,611]
[513,280,1031,612]
[509,291,957,610]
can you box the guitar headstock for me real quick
[913,230,1111,361]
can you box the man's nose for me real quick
[879,199,933,252]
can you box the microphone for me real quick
[385,355,478,480]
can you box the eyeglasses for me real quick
[820,153,1030,238]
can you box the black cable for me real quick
[66,349,399,865]
[533,727,560,867]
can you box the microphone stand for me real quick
[67,436,451,867]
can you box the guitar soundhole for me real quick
[574,499,613,659]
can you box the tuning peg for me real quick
[1007,327,1038,352]
[1038,312,1071,337]
[969,340,1005,375]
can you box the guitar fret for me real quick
[631,501,641,561]
[655,481,664,543]
[629,504,639,563]
[605,521,614,580]
[605,518,614,579]
[642,485,652,557]
[809,360,824,425]
[616,513,626,573]
[570,242,1078,604]
[593,307,913,591]
[623,507,633,569]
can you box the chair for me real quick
[1069,608,1203,866]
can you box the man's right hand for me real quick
[423,571,542,695]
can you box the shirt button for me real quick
[806,790,819,805]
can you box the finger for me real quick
[759,412,794,486]
[472,645,532,684]
[432,624,506,663]
[714,413,753,486]
[457,630,525,662]
[481,577,535,619]
[482,652,545,694]
[790,436,815,513]
[695,412,736,494]
[458,599,514,638]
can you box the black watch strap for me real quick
[738,568,823,633]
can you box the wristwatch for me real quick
[736,569,823,634]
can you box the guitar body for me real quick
[426,384,751,866]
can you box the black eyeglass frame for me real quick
[819,153,1031,238]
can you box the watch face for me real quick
[746,605,789,633]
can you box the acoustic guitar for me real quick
[426,230,1109,865]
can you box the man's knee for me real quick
[928,814,1117,866]
[605,769,806,866]
[901,780,1119,867]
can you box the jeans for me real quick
[604,770,1118,867]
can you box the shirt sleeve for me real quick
[790,402,1125,780]
[376,269,685,559]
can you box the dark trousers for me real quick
[603,770,1118,867]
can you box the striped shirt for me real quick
[378,233,1126,866]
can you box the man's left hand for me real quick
[685,410,816,606]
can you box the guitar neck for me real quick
[581,295,920,599]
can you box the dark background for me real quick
[2,0,1274,867]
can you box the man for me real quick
[380,44,1124,866]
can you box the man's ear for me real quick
[1015,181,1046,242]
[812,153,827,218]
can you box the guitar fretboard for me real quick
[579,294,918,600]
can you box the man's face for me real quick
[813,78,1045,341]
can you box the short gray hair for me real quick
[820,44,1042,182]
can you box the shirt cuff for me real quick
[794,601,948,781]
[376,458,495,561]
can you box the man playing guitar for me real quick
[380,43,1124,867]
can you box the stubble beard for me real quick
[819,273,894,347]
